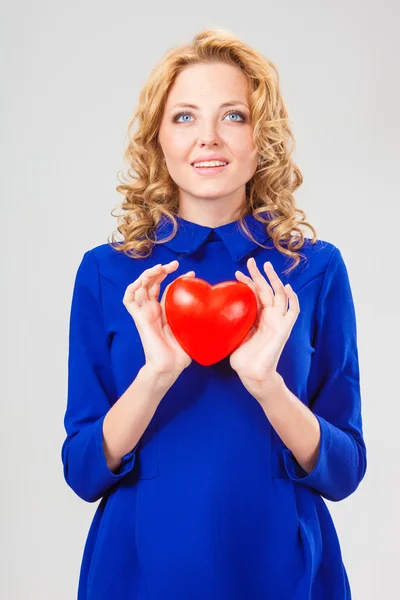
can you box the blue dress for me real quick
[61,212,367,599]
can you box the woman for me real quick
[61,28,367,599]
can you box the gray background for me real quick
[2,1,398,598]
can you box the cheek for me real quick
[229,131,257,158]
[164,133,191,159]
[158,124,187,157]
[235,146,258,172]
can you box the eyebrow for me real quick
[170,101,250,111]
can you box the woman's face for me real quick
[158,62,258,211]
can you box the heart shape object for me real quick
[165,276,258,366]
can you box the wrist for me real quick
[141,363,183,387]
[239,370,284,401]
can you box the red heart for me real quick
[165,276,258,366]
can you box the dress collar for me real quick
[153,211,272,263]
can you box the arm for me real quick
[256,372,322,474]
[61,250,177,503]
[102,364,178,472]
[257,246,367,502]
[284,246,367,501]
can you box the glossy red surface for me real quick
[165,276,258,366]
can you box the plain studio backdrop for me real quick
[2,2,398,598]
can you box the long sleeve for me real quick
[61,250,138,503]
[282,246,367,502]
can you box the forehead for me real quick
[165,62,250,107]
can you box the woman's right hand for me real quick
[122,260,195,378]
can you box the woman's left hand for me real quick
[229,257,300,391]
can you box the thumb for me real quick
[241,326,255,345]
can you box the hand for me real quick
[123,260,196,377]
[229,257,299,390]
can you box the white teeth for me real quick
[193,160,228,168]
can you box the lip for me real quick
[190,154,230,165]
[191,163,229,176]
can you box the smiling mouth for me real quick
[191,161,229,167]
[191,164,229,176]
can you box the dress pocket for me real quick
[136,413,160,480]
[270,426,290,478]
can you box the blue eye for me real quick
[172,110,246,123]
[225,111,245,122]
[173,112,193,123]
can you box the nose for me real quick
[198,130,221,147]
[197,118,222,145]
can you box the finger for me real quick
[246,258,275,308]
[253,259,288,315]
[235,270,261,312]
[136,268,160,304]
[123,278,144,304]
[124,263,161,304]
[136,261,179,304]
[145,265,166,302]
[147,260,183,301]
[259,259,288,313]
[285,284,300,321]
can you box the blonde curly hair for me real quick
[108,28,317,275]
